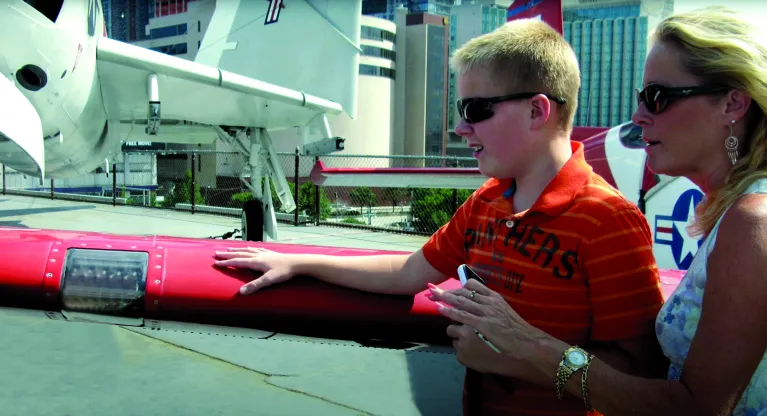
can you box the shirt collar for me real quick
[478,141,593,217]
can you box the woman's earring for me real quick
[725,120,739,165]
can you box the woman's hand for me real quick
[428,279,548,361]
[445,320,538,379]
[447,321,503,373]
[214,247,296,294]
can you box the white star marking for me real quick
[673,196,700,264]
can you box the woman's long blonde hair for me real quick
[652,7,767,237]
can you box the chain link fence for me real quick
[0,150,479,236]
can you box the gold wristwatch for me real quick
[554,346,595,412]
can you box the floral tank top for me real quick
[655,178,767,416]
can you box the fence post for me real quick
[50,178,54,200]
[190,154,196,214]
[2,164,5,195]
[112,163,117,206]
[451,158,458,212]
[294,146,299,226]
[314,156,320,226]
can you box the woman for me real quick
[429,7,767,416]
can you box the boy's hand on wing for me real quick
[214,247,295,294]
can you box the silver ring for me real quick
[470,290,476,299]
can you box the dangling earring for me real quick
[725,120,739,165]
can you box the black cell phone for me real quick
[457,264,486,286]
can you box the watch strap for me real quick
[554,358,576,400]
[580,354,595,412]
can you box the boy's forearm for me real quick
[291,253,424,295]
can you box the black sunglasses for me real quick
[636,83,730,114]
[456,92,566,124]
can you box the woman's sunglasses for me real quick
[636,83,730,114]
[456,92,566,124]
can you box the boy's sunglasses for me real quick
[636,83,730,114]
[456,92,566,124]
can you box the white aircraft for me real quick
[0,0,360,242]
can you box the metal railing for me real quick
[0,150,479,236]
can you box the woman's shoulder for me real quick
[718,191,767,242]
[702,190,767,318]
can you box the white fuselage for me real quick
[0,0,115,178]
[593,122,705,271]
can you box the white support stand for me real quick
[210,111,342,242]
[146,73,160,135]
[212,126,298,242]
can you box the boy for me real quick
[215,19,665,416]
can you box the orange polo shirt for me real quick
[422,141,663,416]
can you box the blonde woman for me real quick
[430,7,767,416]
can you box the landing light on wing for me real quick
[0,74,45,180]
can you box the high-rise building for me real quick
[368,0,514,159]
[445,1,510,158]
[363,0,457,22]
[154,0,195,17]
[101,0,154,42]
[392,9,450,160]
[363,0,390,16]
[102,0,201,43]
[325,15,398,158]
[563,0,674,127]
[130,0,213,59]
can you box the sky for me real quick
[673,0,767,32]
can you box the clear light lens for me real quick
[619,123,645,149]
[60,249,149,317]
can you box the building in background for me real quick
[322,15,397,157]
[444,0,511,158]
[392,8,450,161]
[364,0,457,22]
[102,0,153,42]
[131,0,214,59]
[563,0,674,127]
[103,0,210,58]
[154,0,194,16]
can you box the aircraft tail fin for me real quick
[506,0,563,34]
[195,0,361,120]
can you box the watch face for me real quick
[567,350,586,366]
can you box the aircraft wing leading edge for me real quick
[96,37,344,138]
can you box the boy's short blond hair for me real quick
[451,18,581,132]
